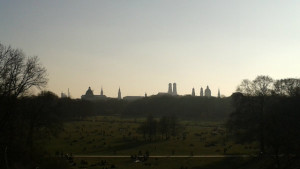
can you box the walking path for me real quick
[73,154,255,158]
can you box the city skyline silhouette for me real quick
[1,1,299,98]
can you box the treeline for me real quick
[72,95,233,120]
[121,95,233,120]
[227,76,300,169]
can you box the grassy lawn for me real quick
[43,115,258,168]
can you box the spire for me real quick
[118,87,121,100]
[218,88,220,98]
[101,86,103,95]
[68,88,70,98]
[200,87,203,96]
[192,87,195,96]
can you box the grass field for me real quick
[43,116,258,169]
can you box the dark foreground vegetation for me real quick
[227,76,300,169]
[1,44,299,168]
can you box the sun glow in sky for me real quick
[1,0,300,98]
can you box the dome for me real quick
[205,86,211,97]
[85,87,94,96]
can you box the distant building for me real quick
[168,83,173,95]
[121,88,146,101]
[81,86,107,101]
[157,92,170,96]
[101,87,104,95]
[81,83,217,100]
[158,83,178,96]
[173,83,177,95]
[123,96,144,101]
[205,86,211,97]
[61,92,68,98]
[61,88,70,98]
[118,87,122,100]
[200,87,204,96]
[192,87,195,96]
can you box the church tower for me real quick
[200,87,203,96]
[118,87,122,100]
[168,83,173,95]
[173,83,177,95]
[192,87,195,96]
[218,89,220,98]
[101,87,103,96]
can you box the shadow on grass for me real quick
[86,139,161,154]
[112,139,161,152]
[191,157,255,169]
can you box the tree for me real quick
[137,115,157,141]
[158,116,170,140]
[23,91,61,158]
[237,75,274,96]
[0,43,48,168]
[227,93,261,143]
[169,115,180,137]
[228,76,300,168]
[233,75,274,153]
[0,43,47,98]
[0,43,48,130]
[273,78,300,96]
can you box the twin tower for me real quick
[168,83,178,96]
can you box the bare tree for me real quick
[273,78,300,96]
[233,75,274,154]
[0,43,48,168]
[237,76,300,97]
[236,79,254,95]
[230,76,300,168]
[0,43,47,98]
[237,75,274,96]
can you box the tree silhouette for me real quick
[138,114,157,141]
[0,43,48,168]
[0,43,47,98]
[228,76,300,168]
[273,78,300,96]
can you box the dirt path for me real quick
[73,155,254,158]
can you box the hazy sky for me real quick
[1,0,299,98]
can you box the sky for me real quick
[1,0,300,98]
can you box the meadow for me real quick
[43,115,258,169]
